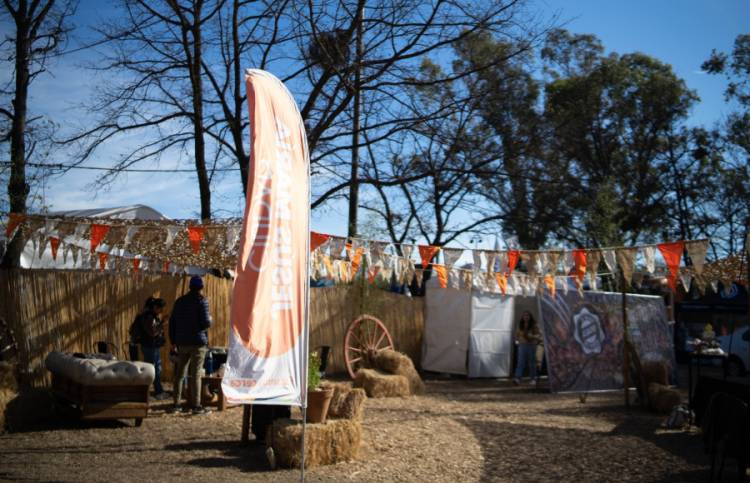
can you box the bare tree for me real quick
[1,0,75,267]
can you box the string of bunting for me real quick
[2,213,741,296]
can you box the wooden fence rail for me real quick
[0,269,424,387]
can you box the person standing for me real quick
[137,297,168,399]
[168,276,212,415]
[513,311,542,386]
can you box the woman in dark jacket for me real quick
[137,297,168,399]
[513,311,542,386]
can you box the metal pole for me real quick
[300,406,307,482]
[347,1,365,239]
[621,269,630,408]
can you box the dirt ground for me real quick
[0,378,724,482]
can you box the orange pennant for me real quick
[97,252,109,272]
[658,241,685,292]
[187,226,206,254]
[419,245,440,267]
[495,272,507,295]
[368,266,380,284]
[572,249,587,284]
[544,275,556,298]
[433,264,448,288]
[345,242,353,260]
[507,250,520,275]
[350,248,364,278]
[50,237,61,261]
[133,258,141,273]
[310,231,330,252]
[323,255,334,279]
[5,213,26,238]
[163,260,171,273]
[90,224,110,253]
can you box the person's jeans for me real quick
[514,343,537,380]
[173,345,207,408]
[141,344,164,394]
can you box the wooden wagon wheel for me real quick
[344,314,394,379]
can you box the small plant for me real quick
[308,351,322,391]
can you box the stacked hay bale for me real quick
[373,349,425,395]
[0,362,18,432]
[271,383,367,468]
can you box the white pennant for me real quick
[561,251,573,276]
[123,226,139,249]
[401,244,414,261]
[164,226,181,248]
[602,249,617,273]
[679,271,692,292]
[449,268,461,290]
[443,248,463,268]
[472,250,483,271]
[642,246,656,274]
[225,225,241,252]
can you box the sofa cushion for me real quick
[45,351,155,386]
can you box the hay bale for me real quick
[648,383,681,414]
[270,418,362,468]
[321,382,367,420]
[321,382,350,416]
[640,361,669,387]
[353,369,410,398]
[373,350,425,395]
[0,363,18,432]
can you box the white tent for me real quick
[422,277,516,377]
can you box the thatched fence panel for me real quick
[0,270,424,387]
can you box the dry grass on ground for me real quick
[0,379,719,482]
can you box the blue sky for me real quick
[22,0,750,245]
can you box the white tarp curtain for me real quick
[422,278,515,377]
[468,291,515,377]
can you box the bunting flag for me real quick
[226,226,241,253]
[5,213,26,239]
[350,248,365,279]
[187,226,206,254]
[521,252,539,278]
[329,237,346,258]
[495,272,508,295]
[461,270,473,290]
[442,248,463,268]
[370,242,386,266]
[545,251,562,275]
[561,251,573,276]
[368,266,380,284]
[602,249,617,273]
[586,249,602,278]
[310,231,330,252]
[90,224,110,253]
[97,252,109,272]
[616,248,637,286]
[448,267,461,290]
[572,249,587,284]
[133,258,141,273]
[415,269,424,288]
[507,250,520,275]
[544,275,556,298]
[49,237,61,261]
[344,242,353,261]
[679,269,692,292]
[123,226,139,249]
[323,255,334,279]
[418,245,440,267]
[642,246,656,274]
[686,240,709,276]
[658,241,685,292]
[433,264,448,288]
[401,244,414,261]
[472,250,483,270]
[485,252,498,274]
[164,226,181,248]
[224,69,309,408]
[163,260,171,273]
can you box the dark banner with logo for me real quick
[540,291,672,393]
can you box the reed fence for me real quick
[0,269,424,387]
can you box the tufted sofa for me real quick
[45,351,154,426]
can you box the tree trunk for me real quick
[347,1,365,238]
[2,3,30,268]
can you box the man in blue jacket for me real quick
[168,275,212,415]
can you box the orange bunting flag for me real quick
[5,213,26,238]
[90,224,110,253]
[433,264,448,288]
[495,272,508,295]
[345,242,353,260]
[507,250,520,275]
[572,249,587,283]
[163,260,171,273]
[97,252,109,272]
[544,275,556,298]
[310,231,330,252]
[49,237,61,261]
[658,241,685,292]
[350,248,365,278]
[133,258,141,273]
[419,245,440,268]
[187,226,206,254]
[368,266,380,284]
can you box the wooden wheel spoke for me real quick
[349,357,362,364]
[347,347,362,353]
[374,331,387,349]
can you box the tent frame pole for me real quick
[300,405,307,482]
